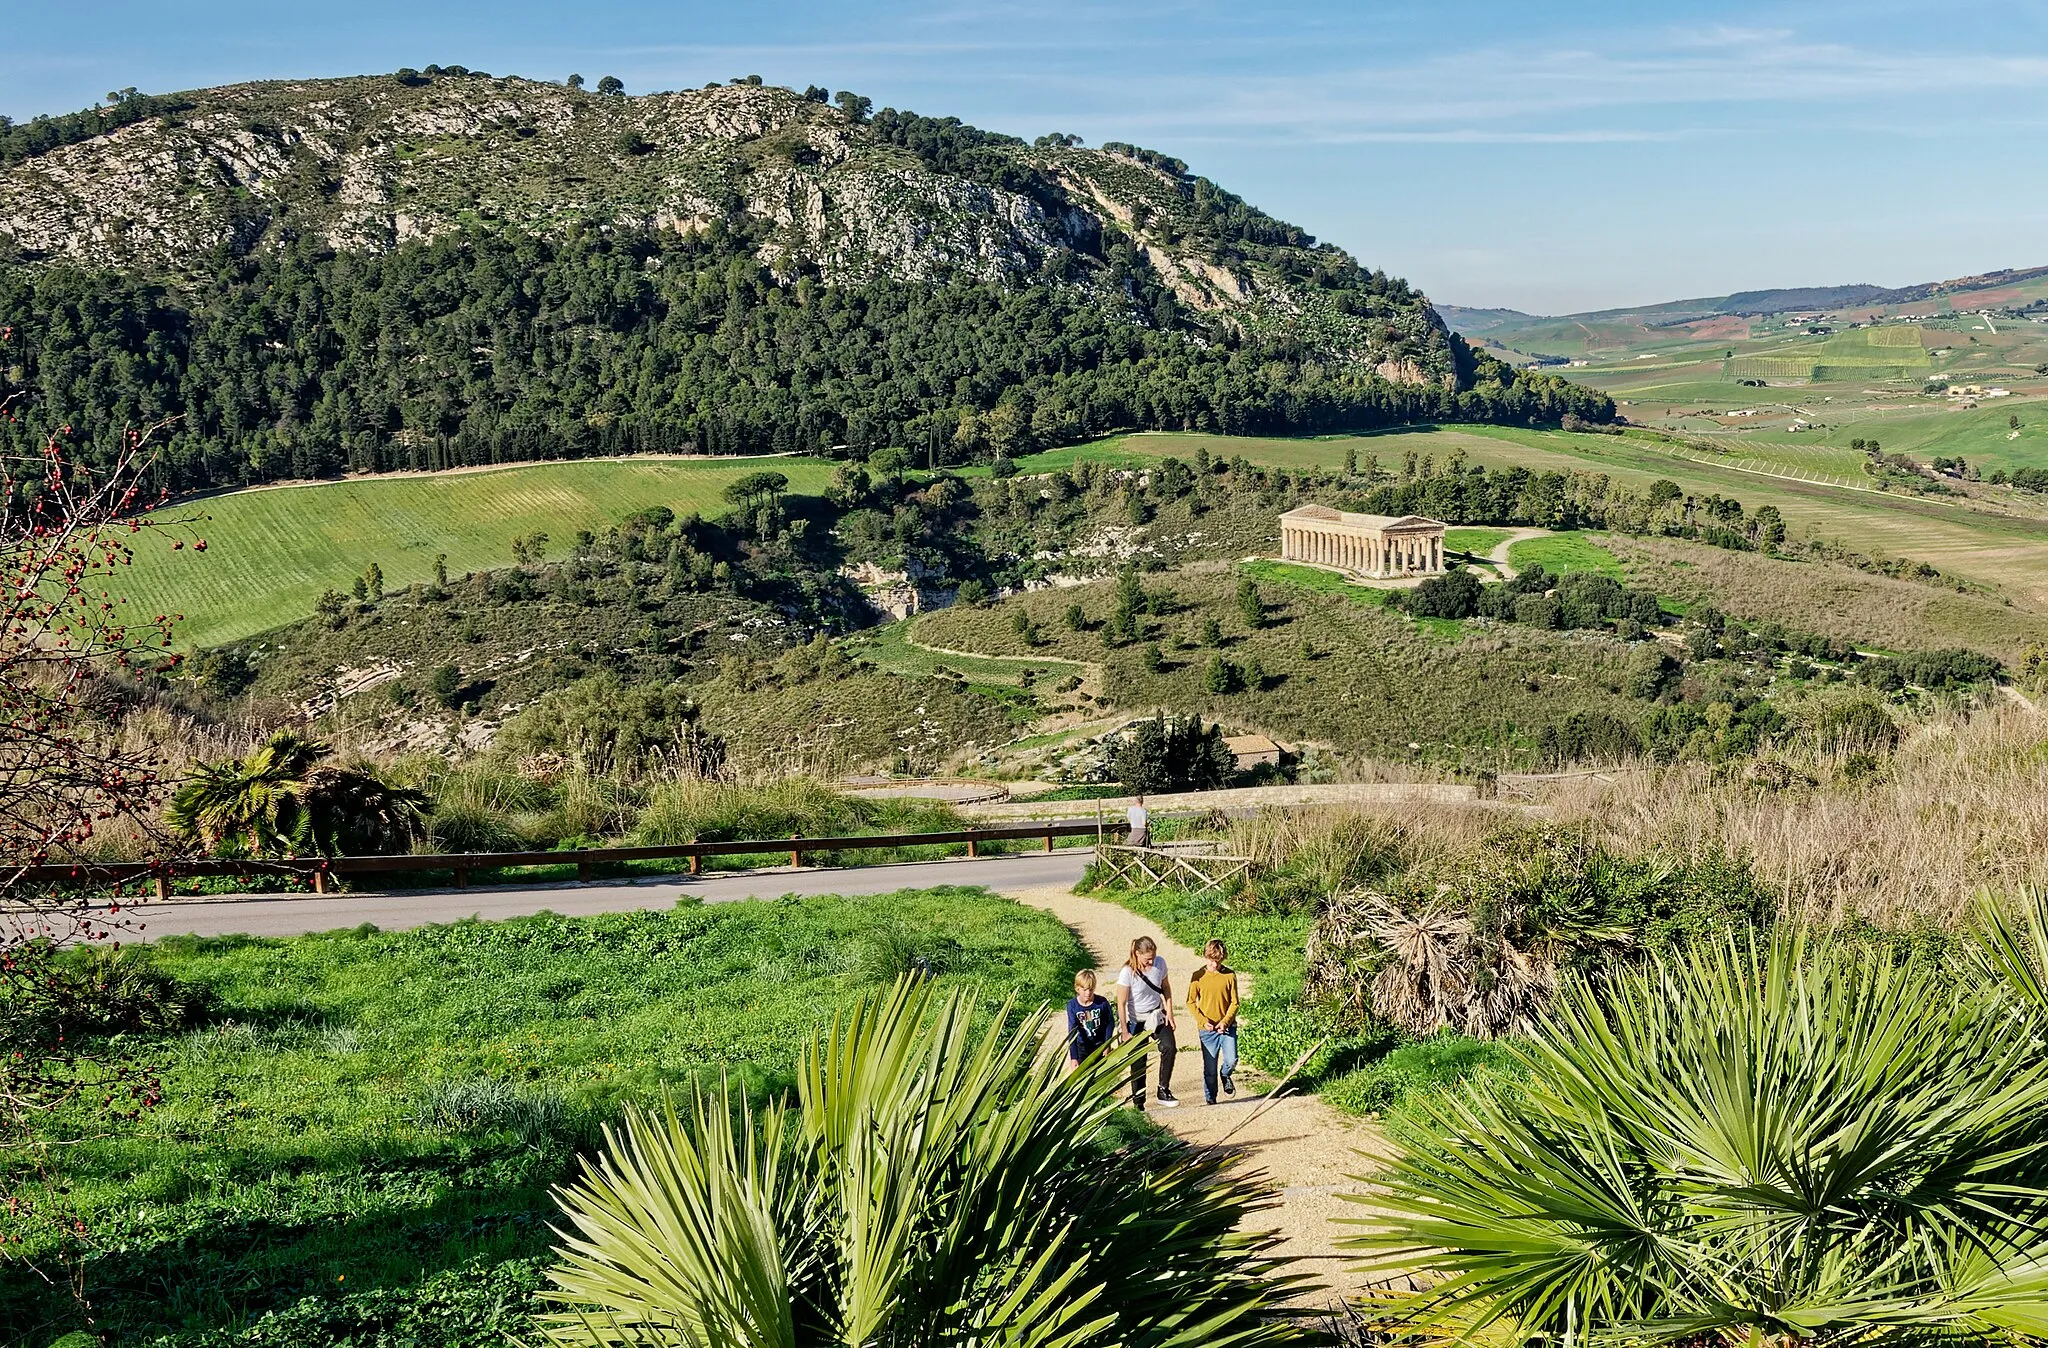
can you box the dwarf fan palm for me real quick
[540,977,1299,1347]
[165,731,427,856]
[1352,935,2048,1347]
[164,730,328,855]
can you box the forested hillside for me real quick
[0,72,1609,488]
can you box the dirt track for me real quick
[1007,885,1386,1309]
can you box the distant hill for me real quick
[0,71,1608,488]
[1441,264,2048,351]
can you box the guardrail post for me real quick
[455,867,469,888]
[689,853,701,876]
[577,861,592,884]
[790,834,802,868]
[967,836,979,858]
[1043,829,1054,853]
[312,870,329,895]
[153,875,170,900]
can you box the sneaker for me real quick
[1204,1096,1217,1106]
[1222,1074,1236,1096]
[1157,1090,1180,1108]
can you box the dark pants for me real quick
[1127,1010,1176,1103]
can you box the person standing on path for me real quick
[1115,936,1178,1108]
[1187,939,1240,1106]
[1127,795,1151,849]
[1065,969,1115,1073]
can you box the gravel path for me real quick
[102,853,1093,941]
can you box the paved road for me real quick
[103,852,1093,942]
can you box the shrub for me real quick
[1537,709,1643,768]
[497,673,725,780]
[429,663,463,707]
[633,777,961,846]
[1321,1033,1519,1115]
[1405,568,1480,619]
[1810,696,1898,754]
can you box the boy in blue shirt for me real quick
[1065,969,1115,1071]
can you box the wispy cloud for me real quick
[991,21,2048,147]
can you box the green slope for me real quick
[124,457,833,647]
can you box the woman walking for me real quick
[1187,939,1240,1106]
[1115,936,1178,1108]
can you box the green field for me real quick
[1444,526,1515,556]
[846,616,1090,686]
[9,888,1081,1346]
[1507,532,1626,579]
[123,458,836,647]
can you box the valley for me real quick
[11,49,2048,1348]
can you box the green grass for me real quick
[1238,558,1391,604]
[845,617,1089,686]
[1507,532,1626,579]
[1444,526,1515,557]
[124,458,837,647]
[8,887,1083,1347]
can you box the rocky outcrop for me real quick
[0,74,1459,383]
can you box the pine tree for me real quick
[1236,576,1262,629]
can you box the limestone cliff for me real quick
[0,74,1455,384]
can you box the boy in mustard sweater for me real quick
[1186,939,1240,1105]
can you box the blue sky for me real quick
[6,1,2045,313]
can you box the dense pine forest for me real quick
[0,73,1611,490]
[0,224,1608,490]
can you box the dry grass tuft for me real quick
[1553,703,2048,928]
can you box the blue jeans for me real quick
[1199,1028,1238,1103]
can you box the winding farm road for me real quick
[102,852,1094,942]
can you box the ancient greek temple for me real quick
[1279,504,1448,578]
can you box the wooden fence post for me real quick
[790,834,803,867]
[312,870,329,895]
[967,837,979,858]
[689,853,702,876]
[577,861,592,883]
[1043,829,1054,853]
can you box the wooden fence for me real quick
[15,819,1130,898]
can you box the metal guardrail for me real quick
[19,819,1130,897]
